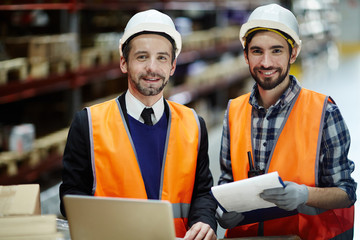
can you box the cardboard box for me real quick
[0,184,41,216]
[5,33,79,63]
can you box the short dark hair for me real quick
[122,31,177,63]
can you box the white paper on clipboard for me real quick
[211,171,285,213]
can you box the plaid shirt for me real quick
[219,76,357,203]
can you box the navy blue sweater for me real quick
[128,112,167,199]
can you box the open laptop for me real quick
[63,195,177,240]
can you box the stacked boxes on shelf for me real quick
[0,58,27,85]
[2,33,79,81]
[80,32,122,68]
[182,26,240,52]
[0,128,68,180]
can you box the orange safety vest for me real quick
[87,98,200,238]
[226,89,354,239]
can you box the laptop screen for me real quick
[63,195,177,240]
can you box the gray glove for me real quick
[215,207,244,229]
[260,181,308,211]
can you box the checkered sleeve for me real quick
[319,102,357,204]
[218,107,234,185]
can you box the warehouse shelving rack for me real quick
[0,0,252,186]
[1,0,338,187]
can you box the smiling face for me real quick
[120,34,176,105]
[244,31,298,92]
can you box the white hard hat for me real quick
[239,4,301,56]
[119,9,182,58]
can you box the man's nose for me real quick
[145,58,157,72]
[260,53,272,68]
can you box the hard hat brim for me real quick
[240,19,301,56]
[119,23,182,58]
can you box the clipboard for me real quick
[211,171,297,225]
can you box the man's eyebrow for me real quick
[134,51,170,56]
[134,50,148,55]
[249,46,262,50]
[270,45,285,49]
[157,51,171,56]
[249,45,285,50]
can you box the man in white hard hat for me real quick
[60,9,217,240]
[216,4,356,239]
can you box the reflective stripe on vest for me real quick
[226,89,354,239]
[87,98,200,238]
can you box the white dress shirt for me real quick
[125,90,164,125]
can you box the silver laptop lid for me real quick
[63,195,176,240]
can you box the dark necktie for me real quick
[141,108,154,126]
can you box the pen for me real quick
[247,151,254,170]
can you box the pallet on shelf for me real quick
[0,128,68,182]
[48,54,79,75]
[28,60,49,79]
[4,33,79,79]
[80,47,114,68]
[0,58,28,85]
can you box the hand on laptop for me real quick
[183,222,216,240]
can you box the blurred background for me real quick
[0,0,359,238]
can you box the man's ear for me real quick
[120,56,128,73]
[170,59,177,76]
[290,47,299,64]
[244,50,249,65]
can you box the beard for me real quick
[250,62,290,90]
[130,72,168,96]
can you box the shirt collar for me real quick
[125,90,164,124]
[249,75,301,110]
